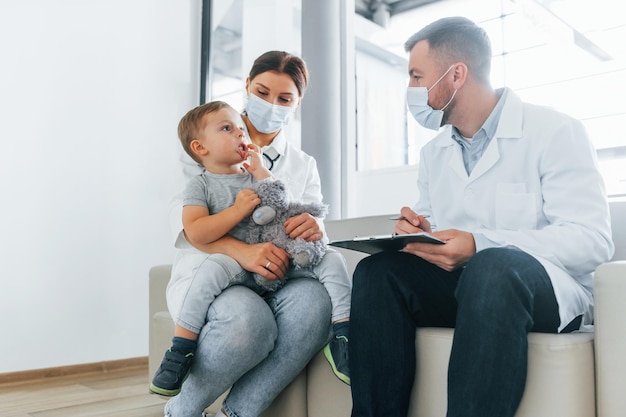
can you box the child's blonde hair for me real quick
[178,101,234,163]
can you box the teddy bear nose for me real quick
[252,206,276,225]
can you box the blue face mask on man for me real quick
[245,93,295,134]
[406,65,457,130]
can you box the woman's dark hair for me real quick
[249,51,309,96]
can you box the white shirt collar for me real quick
[263,129,287,157]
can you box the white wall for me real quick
[0,0,200,373]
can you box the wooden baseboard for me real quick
[0,356,148,386]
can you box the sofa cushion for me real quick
[306,328,595,417]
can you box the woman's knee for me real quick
[209,286,277,353]
[268,279,332,348]
[277,278,331,324]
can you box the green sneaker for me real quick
[323,335,350,385]
[150,349,194,396]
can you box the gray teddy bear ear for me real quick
[252,206,276,225]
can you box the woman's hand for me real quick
[191,236,290,279]
[284,213,324,242]
[234,241,290,279]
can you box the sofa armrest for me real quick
[594,261,626,417]
[149,264,172,325]
[149,264,173,378]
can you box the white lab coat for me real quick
[413,88,614,332]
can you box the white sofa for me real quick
[149,200,626,417]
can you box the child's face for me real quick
[195,106,248,171]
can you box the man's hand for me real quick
[394,206,431,234]
[403,229,476,271]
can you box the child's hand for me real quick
[243,144,271,180]
[232,188,262,218]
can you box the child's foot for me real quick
[150,348,194,396]
[323,335,350,385]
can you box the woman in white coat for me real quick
[164,51,341,417]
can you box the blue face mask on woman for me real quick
[406,65,457,130]
[245,93,295,134]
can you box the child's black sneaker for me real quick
[323,335,350,385]
[150,348,194,396]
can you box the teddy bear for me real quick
[246,178,328,291]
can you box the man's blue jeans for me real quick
[349,247,569,417]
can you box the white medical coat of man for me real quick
[413,88,614,332]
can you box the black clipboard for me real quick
[329,232,445,255]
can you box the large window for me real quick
[355,0,626,198]
[203,0,303,145]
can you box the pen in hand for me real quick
[390,215,431,233]
[388,215,430,221]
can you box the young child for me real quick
[150,101,351,397]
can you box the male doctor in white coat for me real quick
[349,16,614,417]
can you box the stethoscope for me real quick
[262,150,280,171]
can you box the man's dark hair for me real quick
[404,16,492,85]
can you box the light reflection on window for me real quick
[356,0,626,198]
